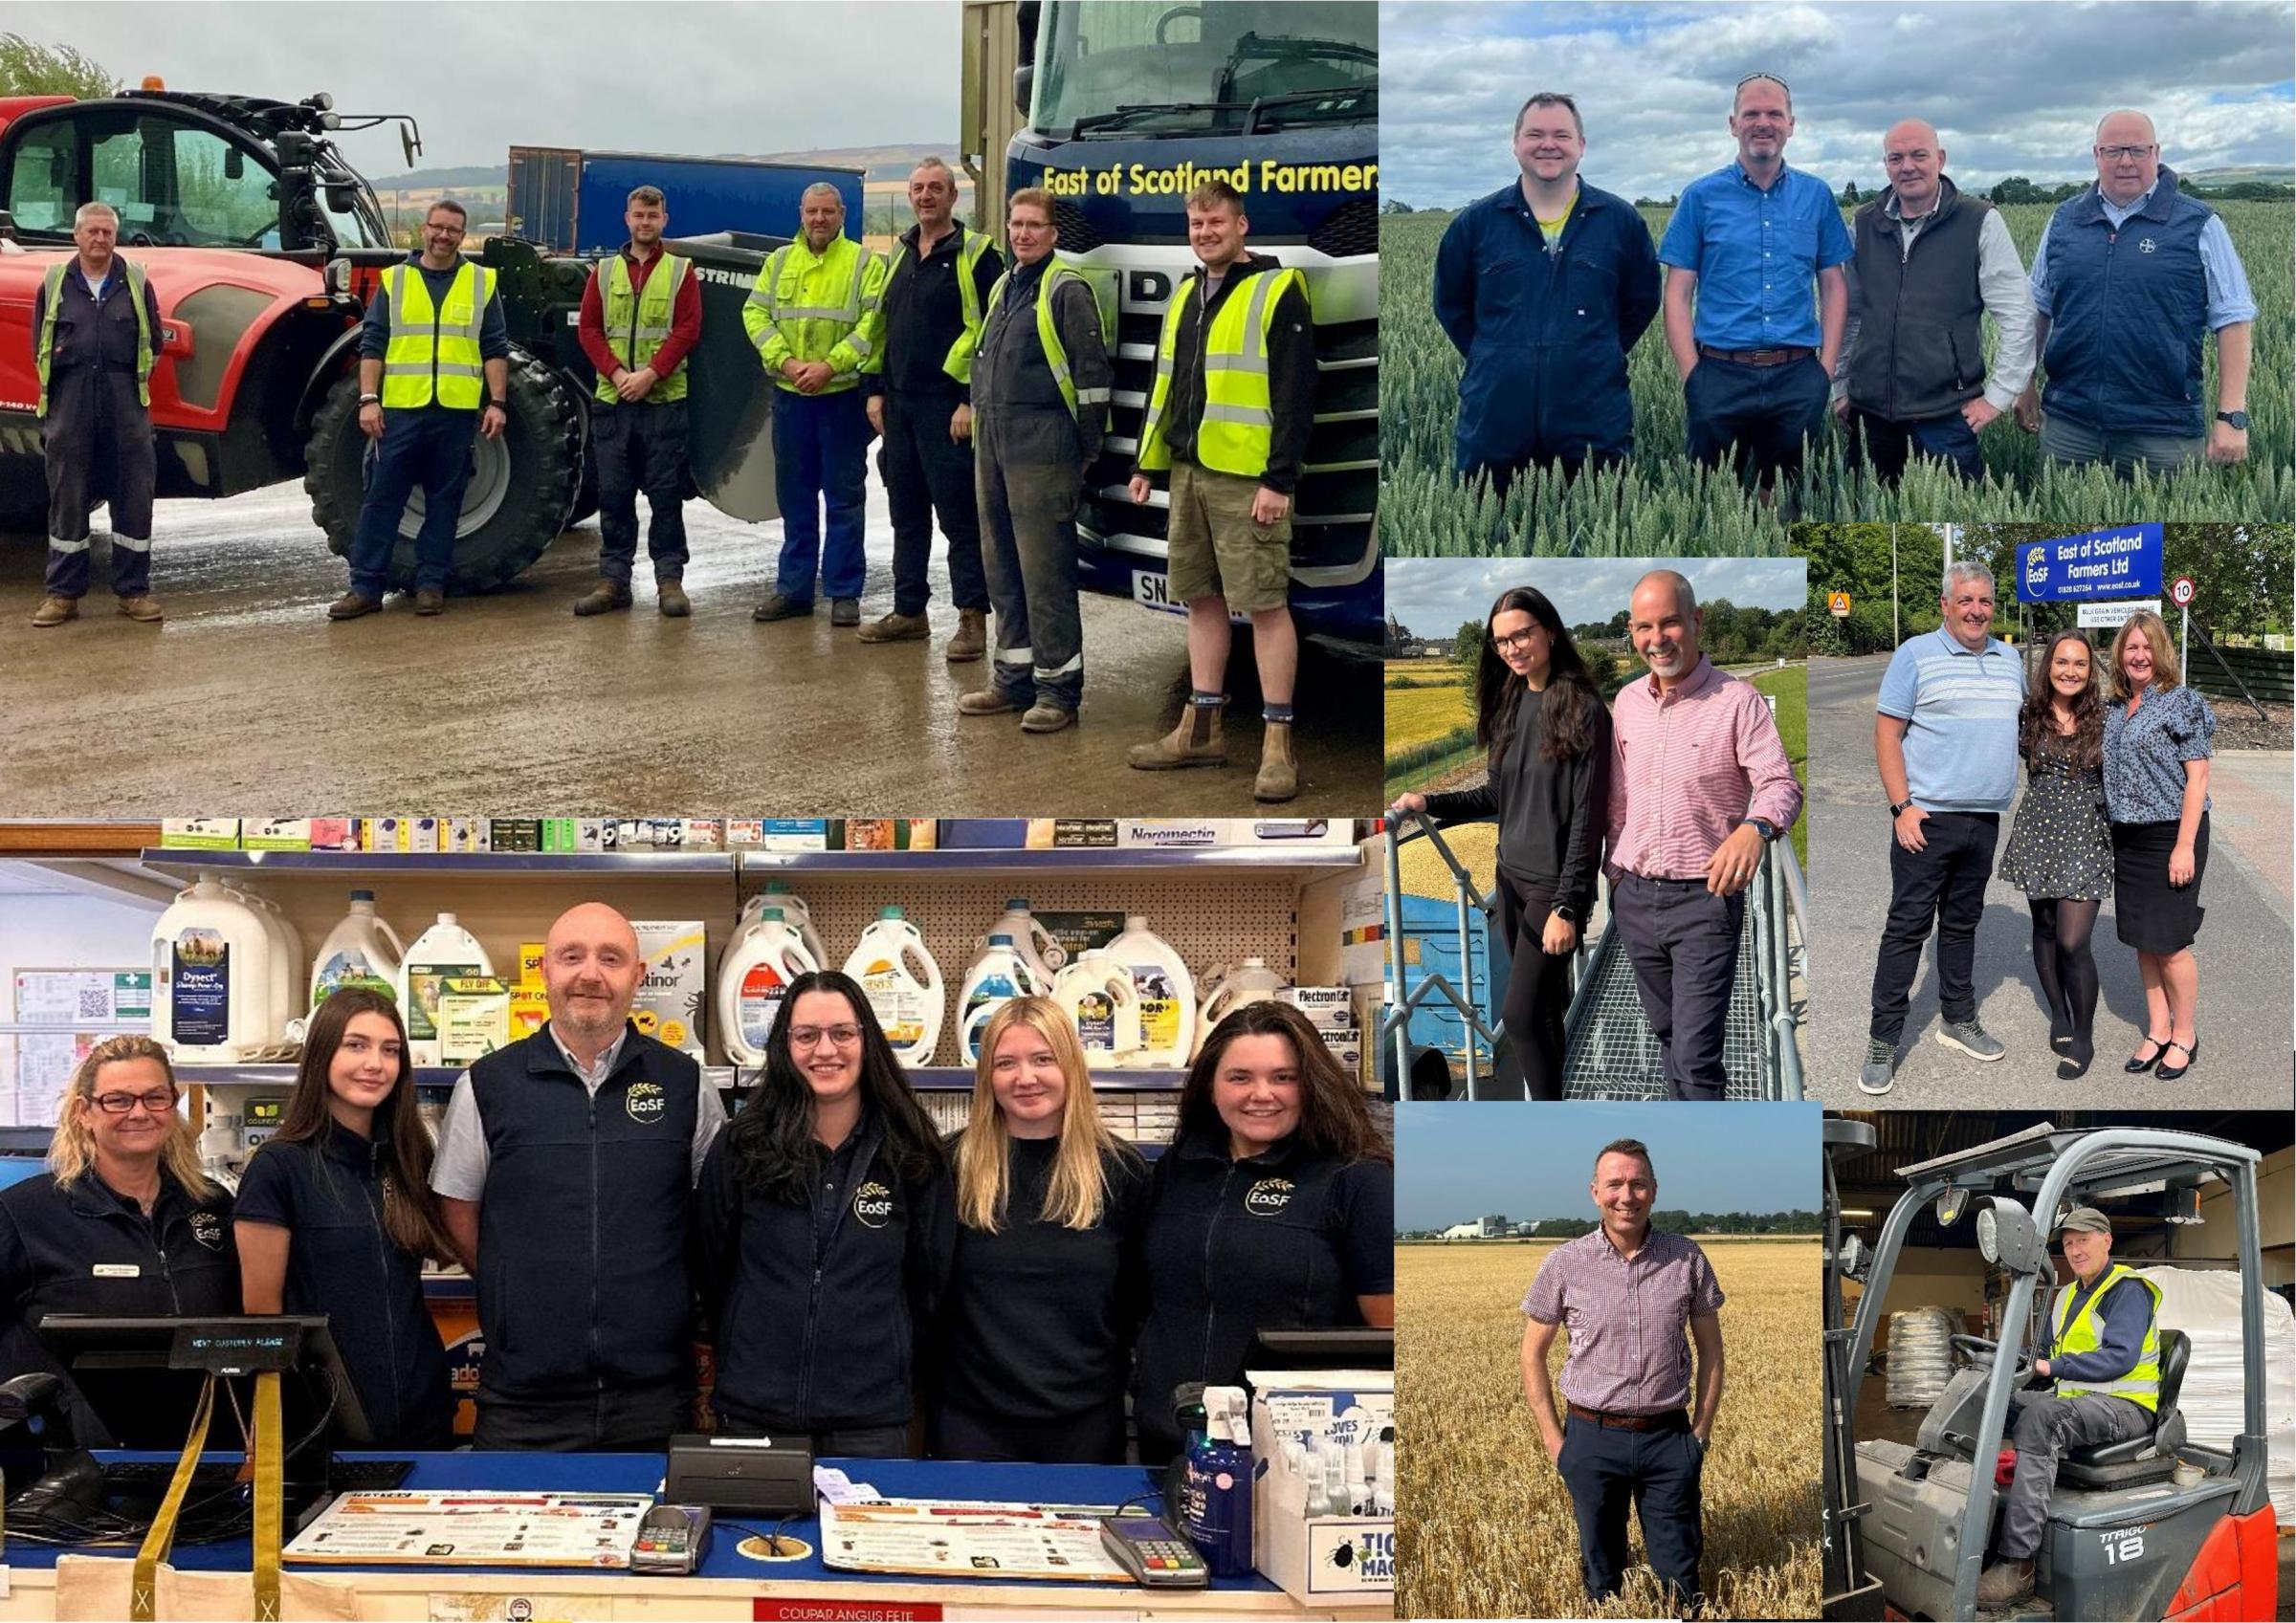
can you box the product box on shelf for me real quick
[1248,1372,1395,1603]
[633,921,707,1055]
[407,818,442,854]
[1027,819,1117,848]
[936,819,1027,849]
[1115,820,1357,850]
[837,819,937,851]
[437,976,511,1065]
[755,820,831,852]
[724,820,767,848]
[1280,987,1358,1031]
[541,819,608,853]
[239,819,312,852]
[310,819,359,852]
[160,820,239,850]
[361,818,408,854]
[444,818,487,853]
[488,820,543,852]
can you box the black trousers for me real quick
[1611,874,1744,1101]
[1684,354,1830,485]
[881,387,987,616]
[930,1400,1126,1464]
[1493,868,1579,1101]
[1557,1411,1705,1606]
[592,397,690,582]
[42,369,155,598]
[718,1404,910,1459]
[471,1381,687,1452]
[1869,810,2000,1045]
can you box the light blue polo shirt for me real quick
[1877,626,2026,811]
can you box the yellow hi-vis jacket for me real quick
[741,234,887,393]
[866,226,997,384]
[379,259,496,410]
[593,252,691,405]
[943,263,1114,425]
[35,258,155,416]
[1135,264,1309,478]
[2050,1261,2164,1412]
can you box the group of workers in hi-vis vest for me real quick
[29,165,1317,800]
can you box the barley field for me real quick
[1380,201,2295,556]
[1396,1239,1822,1620]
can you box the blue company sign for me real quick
[2016,524,2163,603]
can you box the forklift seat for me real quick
[2057,1328,2190,1488]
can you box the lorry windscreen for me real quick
[1033,0,1376,138]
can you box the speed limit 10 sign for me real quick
[2170,576,2197,607]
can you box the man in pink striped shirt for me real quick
[1605,570,1803,1098]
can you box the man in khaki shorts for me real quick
[1126,180,1316,801]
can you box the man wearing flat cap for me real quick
[1977,1206,2164,1606]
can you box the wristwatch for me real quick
[487,398,507,408]
[1742,817,1779,843]
[1889,800,1914,819]
[2217,409,2249,430]
[1551,903,1578,925]
[358,392,380,405]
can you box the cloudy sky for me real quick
[1398,1103,1819,1228]
[1382,0,2296,210]
[1387,557,1806,638]
[1,3,964,174]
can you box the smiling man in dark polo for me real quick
[430,902,725,1450]
[1520,1137,1726,1612]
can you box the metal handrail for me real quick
[1381,812,1507,1100]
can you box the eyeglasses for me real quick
[2094,144,2156,162]
[1493,629,1541,652]
[789,1024,863,1049]
[89,1089,175,1116]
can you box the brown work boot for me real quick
[325,592,381,622]
[31,595,78,627]
[1022,703,1075,734]
[1128,699,1226,770]
[856,610,931,644]
[1254,720,1299,802]
[958,688,1021,717]
[656,580,691,618]
[573,581,632,617]
[116,594,164,623]
[414,587,446,616]
[1976,1557,2034,1607]
[944,608,987,663]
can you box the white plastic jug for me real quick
[150,872,271,1064]
[975,898,1065,988]
[1052,950,1142,1071]
[844,906,944,1068]
[718,909,819,1066]
[728,882,828,973]
[397,912,495,1068]
[957,934,1044,1064]
[1107,915,1197,1067]
[224,882,301,1047]
[309,889,406,1010]
[1196,957,1289,1052]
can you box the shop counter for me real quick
[0,1452,1390,1620]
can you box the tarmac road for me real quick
[0,477,1380,815]
[1804,655,2292,1109]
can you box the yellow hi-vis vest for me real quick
[379,259,495,410]
[2051,1261,2164,1412]
[740,234,886,393]
[35,258,155,416]
[593,251,690,405]
[943,263,1113,426]
[1136,263,1309,478]
[867,226,996,383]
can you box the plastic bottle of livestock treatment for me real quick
[844,907,945,1066]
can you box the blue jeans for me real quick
[1847,405,1984,483]
[2040,409,2203,477]
[350,406,478,599]
[1557,1413,1705,1606]
[771,387,872,604]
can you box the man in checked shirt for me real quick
[1522,1138,1725,1612]
[1606,570,1803,1099]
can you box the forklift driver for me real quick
[1977,1206,2165,1606]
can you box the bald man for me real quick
[1833,119,2035,484]
[431,903,726,1450]
[2014,110,2256,475]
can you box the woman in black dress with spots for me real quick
[1997,628,2112,1078]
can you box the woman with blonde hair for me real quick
[0,1036,237,1443]
[2104,609,2217,1080]
[932,997,1147,1462]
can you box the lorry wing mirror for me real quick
[324,182,357,215]
[1012,64,1034,115]
[399,124,418,171]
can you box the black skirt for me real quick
[2111,813,2208,954]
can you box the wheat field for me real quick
[1397,1239,1823,1620]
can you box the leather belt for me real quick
[1569,1403,1689,1432]
[1699,343,1816,366]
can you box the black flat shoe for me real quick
[2056,1039,2094,1080]
[2124,1035,2171,1074]
[2155,1037,2199,1082]
[2048,1013,2074,1053]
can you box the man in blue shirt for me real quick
[1433,92,1661,497]
[2012,110,2257,476]
[1659,75,1850,495]
[1861,561,2026,1093]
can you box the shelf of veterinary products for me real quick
[138,847,1364,878]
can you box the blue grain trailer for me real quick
[508,147,867,252]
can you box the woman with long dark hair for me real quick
[695,970,954,1457]
[933,997,1148,1462]
[1996,629,2114,1079]
[235,987,458,1447]
[1131,1001,1393,1465]
[1391,583,1611,1098]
